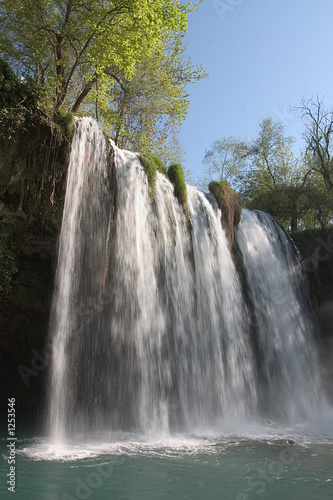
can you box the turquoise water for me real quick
[1,425,332,500]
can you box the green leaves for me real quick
[0,59,41,141]
[96,41,206,158]
[0,0,206,152]
[202,137,249,190]
[203,116,333,231]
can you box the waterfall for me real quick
[235,210,325,423]
[47,118,326,442]
[47,118,113,441]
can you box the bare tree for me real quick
[299,96,333,190]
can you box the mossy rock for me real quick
[167,163,188,220]
[147,153,167,177]
[0,63,70,231]
[139,152,167,198]
[209,181,242,247]
[54,107,75,141]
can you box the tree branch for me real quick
[71,75,97,113]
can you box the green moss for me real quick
[139,152,167,198]
[167,163,188,219]
[140,154,157,197]
[150,154,167,176]
[54,107,75,141]
[209,180,230,190]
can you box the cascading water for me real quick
[47,118,327,443]
[235,210,326,423]
[47,118,113,442]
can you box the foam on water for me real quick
[21,407,333,462]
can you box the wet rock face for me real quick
[314,257,333,402]
[0,239,56,415]
[291,230,333,402]
[0,115,70,416]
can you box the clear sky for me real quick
[180,0,333,182]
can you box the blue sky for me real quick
[180,0,333,182]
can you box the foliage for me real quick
[290,226,333,256]
[0,2,206,220]
[54,107,75,140]
[0,0,206,152]
[167,163,188,218]
[247,118,297,187]
[299,97,333,191]
[0,58,69,232]
[203,115,333,231]
[0,58,41,143]
[98,46,207,157]
[140,152,167,198]
[201,137,249,190]
[244,118,333,230]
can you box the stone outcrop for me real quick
[208,181,242,247]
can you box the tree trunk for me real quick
[71,78,97,114]
[291,211,298,231]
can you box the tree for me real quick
[201,137,249,190]
[247,118,297,189]
[96,43,206,160]
[0,59,40,143]
[243,118,316,231]
[0,0,205,145]
[298,153,333,229]
[202,118,331,231]
[299,97,333,191]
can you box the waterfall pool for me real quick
[1,421,333,500]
